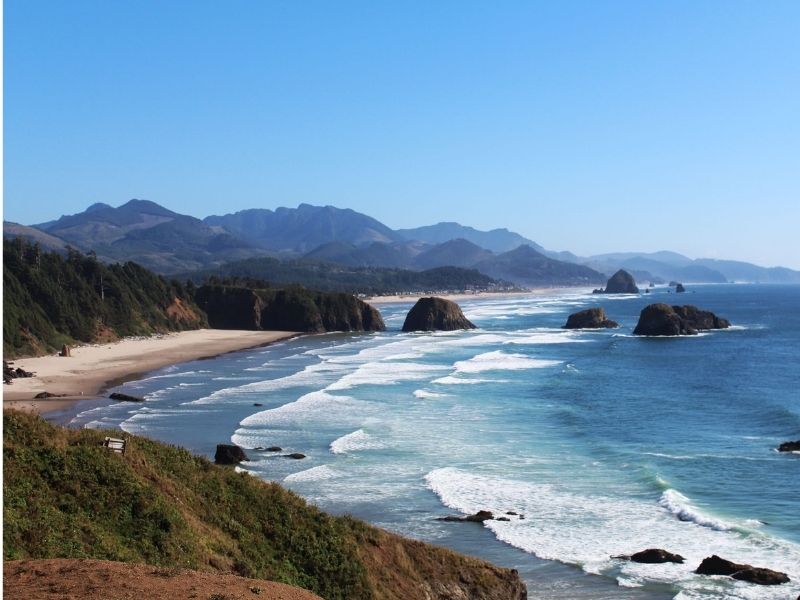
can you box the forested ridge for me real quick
[3,239,205,357]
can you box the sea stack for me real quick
[563,308,618,329]
[601,269,639,294]
[402,297,476,332]
[633,304,730,336]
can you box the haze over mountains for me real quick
[5,199,799,286]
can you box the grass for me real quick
[3,411,524,600]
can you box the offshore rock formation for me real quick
[401,297,476,332]
[675,283,686,293]
[633,304,730,336]
[695,555,790,586]
[563,308,618,329]
[778,440,800,452]
[594,269,639,294]
[195,285,385,333]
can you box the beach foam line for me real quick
[239,390,369,428]
[453,350,562,374]
[413,389,450,399]
[330,428,386,454]
[425,467,800,597]
[284,465,340,483]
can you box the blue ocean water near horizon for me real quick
[69,284,800,599]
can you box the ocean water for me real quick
[70,284,800,599]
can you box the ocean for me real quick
[69,284,800,599]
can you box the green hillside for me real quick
[3,239,205,357]
[3,411,526,600]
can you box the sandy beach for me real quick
[3,329,298,415]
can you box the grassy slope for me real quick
[3,412,526,600]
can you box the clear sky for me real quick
[5,1,800,268]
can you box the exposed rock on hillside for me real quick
[563,308,618,329]
[595,269,639,294]
[633,304,730,336]
[401,297,476,332]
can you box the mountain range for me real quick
[5,199,799,286]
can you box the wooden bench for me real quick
[102,437,127,455]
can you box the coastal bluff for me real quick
[196,284,385,333]
[402,297,476,332]
[3,411,526,600]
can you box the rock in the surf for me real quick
[675,283,686,293]
[401,297,476,332]
[633,304,730,336]
[563,307,618,329]
[284,453,306,459]
[109,392,145,402]
[778,440,800,452]
[629,549,685,564]
[438,510,495,523]
[214,444,249,465]
[695,555,790,585]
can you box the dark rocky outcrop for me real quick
[620,549,685,564]
[33,392,67,399]
[633,304,730,336]
[563,308,618,329]
[675,283,686,293]
[778,440,800,452]
[196,285,385,333]
[402,297,476,332]
[284,453,306,459]
[214,444,249,465]
[109,392,145,402]
[4,361,34,384]
[594,269,639,294]
[438,510,495,523]
[695,555,790,585]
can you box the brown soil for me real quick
[4,559,322,600]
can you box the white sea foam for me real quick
[284,465,340,483]
[425,467,800,598]
[330,429,386,454]
[453,350,562,374]
[431,375,497,385]
[326,361,448,391]
[413,389,449,399]
[239,391,367,428]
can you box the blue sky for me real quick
[5,1,800,268]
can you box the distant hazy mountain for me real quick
[693,258,800,283]
[396,222,544,254]
[7,199,800,285]
[205,204,402,252]
[476,245,606,286]
[31,199,261,273]
[413,239,494,270]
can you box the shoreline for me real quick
[3,329,300,417]
[366,286,594,304]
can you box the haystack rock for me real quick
[214,444,249,465]
[563,308,618,329]
[633,304,730,336]
[595,269,639,294]
[401,297,476,332]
